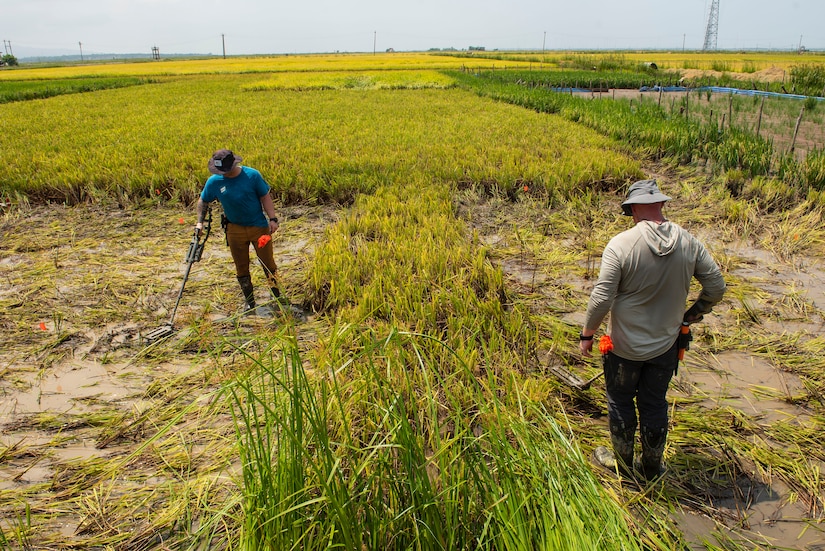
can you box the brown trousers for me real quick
[225,223,278,288]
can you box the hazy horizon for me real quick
[4,0,823,60]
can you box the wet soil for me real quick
[2,190,824,548]
[457,179,825,549]
[0,202,338,544]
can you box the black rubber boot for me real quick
[610,420,636,476]
[237,275,256,311]
[639,426,667,481]
[593,420,635,476]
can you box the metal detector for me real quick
[547,362,604,390]
[144,206,212,342]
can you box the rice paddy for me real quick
[1,52,825,550]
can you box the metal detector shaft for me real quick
[165,233,199,326]
[145,207,212,341]
[167,209,212,325]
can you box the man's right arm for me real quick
[580,246,621,356]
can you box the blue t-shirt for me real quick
[201,166,270,228]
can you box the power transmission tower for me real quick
[702,0,720,51]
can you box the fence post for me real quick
[756,96,765,137]
[728,93,733,129]
[789,106,805,154]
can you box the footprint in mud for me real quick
[87,324,142,355]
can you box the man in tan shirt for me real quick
[580,179,726,480]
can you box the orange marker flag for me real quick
[598,334,613,355]
[257,234,271,249]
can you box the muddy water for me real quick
[0,323,192,491]
[673,351,823,549]
[681,352,807,424]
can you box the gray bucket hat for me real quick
[208,149,243,175]
[621,179,671,216]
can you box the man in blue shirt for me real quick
[195,149,281,313]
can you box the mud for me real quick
[0,202,339,543]
[2,192,824,548]
[672,350,823,549]
[458,183,825,549]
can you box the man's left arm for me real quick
[259,193,279,233]
[685,246,726,323]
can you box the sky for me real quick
[3,0,823,59]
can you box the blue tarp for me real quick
[551,88,593,93]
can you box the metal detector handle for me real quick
[166,253,195,327]
[186,205,212,263]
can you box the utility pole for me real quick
[682,34,686,51]
[222,34,226,58]
[373,31,376,55]
[78,41,84,61]
[542,31,546,53]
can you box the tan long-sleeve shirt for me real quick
[584,220,726,361]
